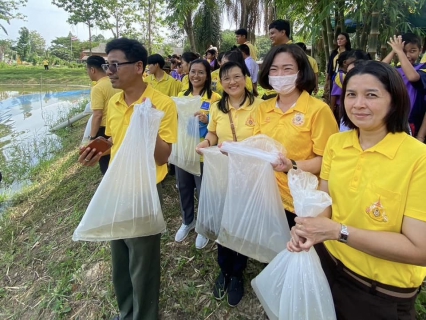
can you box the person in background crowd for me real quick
[43,59,49,70]
[196,61,263,307]
[86,55,120,174]
[239,44,259,96]
[181,52,200,92]
[382,33,426,141]
[295,42,319,94]
[79,38,177,320]
[206,49,220,71]
[255,44,338,229]
[325,32,352,103]
[269,19,292,46]
[170,58,181,80]
[144,54,182,97]
[288,61,426,320]
[174,59,221,249]
[235,28,258,61]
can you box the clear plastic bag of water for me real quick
[169,96,201,175]
[195,146,229,240]
[251,169,335,320]
[217,135,291,263]
[73,98,167,241]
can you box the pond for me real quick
[0,85,90,203]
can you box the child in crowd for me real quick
[382,33,426,140]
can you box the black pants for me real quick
[95,126,110,175]
[44,65,48,70]
[315,243,419,320]
[175,164,203,225]
[110,184,164,320]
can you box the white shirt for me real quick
[244,56,259,83]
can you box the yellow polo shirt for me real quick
[105,85,178,184]
[144,73,182,97]
[306,54,319,73]
[254,91,338,212]
[321,131,426,288]
[208,98,263,144]
[211,69,253,96]
[245,41,258,61]
[181,75,189,91]
[91,76,120,126]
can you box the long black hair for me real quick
[223,50,251,77]
[184,59,213,99]
[217,61,254,114]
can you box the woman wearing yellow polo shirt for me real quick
[180,52,199,92]
[254,44,338,228]
[287,61,426,320]
[196,61,263,307]
[174,59,221,250]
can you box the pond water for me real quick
[0,85,90,202]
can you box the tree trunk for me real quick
[367,0,383,59]
[147,0,152,54]
[321,19,330,62]
[360,18,370,51]
[326,16,334,55]
[184,11,196,52]
[88,21,92,54]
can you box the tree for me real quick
[139,0,166,55]
[15,26,30,61]
[95,0,139,38]
[193,1,221,53]
[220,30,237,52]
[0,39,13,62]
[29,31,46,56]
[255,35,272,59]
[0,0,27,34]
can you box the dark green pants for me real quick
[110,184,163,320]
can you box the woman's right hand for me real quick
[195,140,210,155]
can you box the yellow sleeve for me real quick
[157,99,178,144]
[177,91,185,97]
[207,102,218,132]
[211,92,222,104]
[245,76,253,92]
[319,134,337,181]
[182,75,189,91]
[105,100,114,137]
[170,80,183,97]
[90,85,105,111]
[311,103,339,156]
[312,59,319,73]
[404,154,426,221]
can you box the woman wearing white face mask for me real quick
[254,45,339,228]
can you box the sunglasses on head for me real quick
[101,61,138,73]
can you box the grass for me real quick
[0,66,90,86]
[0,118,268,319]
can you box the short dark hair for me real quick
[105,38,148,69]
[181,52,199,64]
[258,44,315,93]
[86,55,106,71]
[269,19,291,38]
[218,61,254,114]
[337,50,353,68]
[238,44,250,56]
[295,42,307,52]
[340,61,410,133]
[235,28,248,37]
[346,49,372,61]
[218,52,225,63]
[223,50,251,76]
[402,32,422,49]
[184,59,213,99]
[147,53,165,68]
[206,49,217,56]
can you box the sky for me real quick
[0,0,236,47]
[0,0,113,45]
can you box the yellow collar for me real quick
[264,90,310,114]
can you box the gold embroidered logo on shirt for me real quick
[292,113,305,126]
[246,117,255,126]
[365,198,388,223]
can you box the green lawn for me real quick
[0,66,90,86]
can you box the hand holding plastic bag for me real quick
[195,146,229,240]
[252,169,335,320]
[217,135,291,263]
[73,98,167,241]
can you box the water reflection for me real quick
[0,87,90,198]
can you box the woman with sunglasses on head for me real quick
[287,61,426,320]
[254,44,338,229]
[174,59,221,250]
[196,61,263,307]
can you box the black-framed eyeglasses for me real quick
[101,61,138,73]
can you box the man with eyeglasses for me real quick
[78,38,178,320]
[85,55,120,174]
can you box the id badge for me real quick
[201,102,211,111]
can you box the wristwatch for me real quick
[290,159,298,170]
[338,224,349,243]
